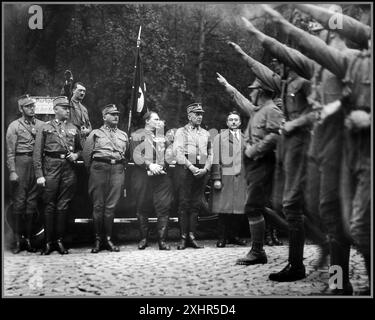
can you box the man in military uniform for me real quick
[261,4,362,294]
[82,104,128,253]
[173,103,213,250]
[211,111,248,248]
[216,74,284,265]
[69,82,92,142]
[130,111,173,250]
[6,95,45,253]
[33,96,82,255]
[227,33,315,281]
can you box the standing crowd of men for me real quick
[6,4,371,295]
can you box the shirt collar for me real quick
[104,125,117,133]
[186,123,200,131]
[22,116,36,125]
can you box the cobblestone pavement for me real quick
[3,241,370,297]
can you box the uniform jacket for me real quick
[33,119,82,178]
[6,116,45,173]
[130,128,171,170]
[82,125,128,168]
[227,85,284,159]
[173,124,213,170]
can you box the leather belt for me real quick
[16,152,33,156]
[45,151,67,159]
[93,158,124,165]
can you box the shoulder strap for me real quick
[99,128,124,157]
[18,119,36,139]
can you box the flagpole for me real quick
[127,26,142,136]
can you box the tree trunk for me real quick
[197,8,206,102]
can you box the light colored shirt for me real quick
[173,124,213,170]
[83,125,128,166]
[6,116,45,172]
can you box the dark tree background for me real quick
[4,3,368,132]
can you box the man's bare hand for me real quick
[345,110,371,130]
[216,72,229,87]
[228,41,245,56]
[149,163,164,175]
[320,100,342,121]
[9,172,19,183]
[244,143,258,159]
[282,121,296,134]
[241,17,258,34]
[37,177,46,187]
[213,180,222,190]
[193,168,207,178]
[261,4,284,23]
[66,152,79,162]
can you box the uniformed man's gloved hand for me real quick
[9,172,19,183]
[213,180,222,190]
[345,110,371,130]
[37,177,46,187]
[66,152,79,162]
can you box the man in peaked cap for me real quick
[6,94,45,253]
[217,73,284,266]
[83,104,128,253]
[173,102,213,250]
[33,96,82,255]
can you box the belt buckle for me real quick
[110,159,116,164]
[60,154,66,159]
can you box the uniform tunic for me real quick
[6,116,45,215]
[83,126,127,237]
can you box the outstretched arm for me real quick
[216,72,255,117]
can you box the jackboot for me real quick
[269,226,306,282]
[12,214,23,254]
[24,213,37,252]
[56,212,69,254]
[41,213,54,255]
[271,228,283,246]
[91,235,101,253]
[236,242,267,265]
[188,232,203,249]
[56,238,69,255]
[325,238,353,296]
[216,214,227,248]
[177,234,188,250]
[137,215,149,250]
[104,236,119,252]
[264,225,274,246]
[157,217,171,250]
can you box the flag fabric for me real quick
[132,49,147,117]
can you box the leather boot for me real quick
[177,234,188,250]
[41,241,54,255]
[56,238,69,254]
[271,228,283,246]
[269,263,306,282]
[227,237,247,246]
[24,213,36,252]
[236,242,267,265]
[264,225,274,246]
[41,213,54,255]
[12,214,22,254]
[326,238,353,296]
[56,212,68,254]
[137,215,149,250]
[158,217,171,250]
[91,235,101,253]
[216,214,227,248]
[104,236,119,252]
[188,232,203,249]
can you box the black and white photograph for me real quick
[2,1,372,303]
